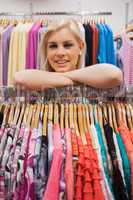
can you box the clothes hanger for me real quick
[77,103,87,145]
[97,103,104,132]
[82,103,88,133]
[101,103,108,126]
[114,102,122,127]
[93,104,98,124]
[65,103,69,129]
[43,104,48,136]
[125,103,133,130]
[27,104,34,128]
[73,103,80,137]
[8,104,15,125]
[84,103,91,132]
[128,103,133,126]
[60,103,64,130]
[34,103,42,129]
[107,102,114,129]
[110,103,118,133]
[31,104,37,129]
[22,103,30,125]
[88,103,94,125]
[120,102,128,127]
[12,102,21,125]
[69,103,75,131]
[1,104,10,127]
[54,103,59,125]
[17,103,26,128]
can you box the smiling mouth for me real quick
[55,61,69,64]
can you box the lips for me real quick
[55,60,69,64]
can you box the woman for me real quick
[14,19,123,90]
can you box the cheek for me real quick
[70,50,79,62]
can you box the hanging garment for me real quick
[1,25,13,85]
[64,128,74,200]
[116,32,133,86]
[96,23,107,63]
[104,123,129,200]
[83,24,93,66]
[26,22,41,69]
[118,124,133,200]
[43,123,63,200]
[115,132,131,199]
[104,24,116,65]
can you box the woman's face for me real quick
[46,28,81,72]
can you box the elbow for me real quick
[111,69,123,87]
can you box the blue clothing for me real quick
[104,24,116,65]
[116,132,131,198]
[96,23,106,63]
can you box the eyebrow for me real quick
[48,40,74,44]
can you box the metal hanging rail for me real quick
[0,11,112,17]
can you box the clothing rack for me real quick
[0,11,112,18]
[0,85,132,104]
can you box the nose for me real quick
[55,46,66,57]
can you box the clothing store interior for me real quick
[0,0,133,199]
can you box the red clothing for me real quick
[65,128,74,200]
[118,123,133,200]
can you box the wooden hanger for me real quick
[69,103,74,131]
[125,103,133,130]
[128,103,133,127]
[77,103,87,145]
[120,103,128,127]
[101,103,108,126]
[65,103,69,129]
[97,104,104,131]
[114,102,123,127]
[88,103,94,125]
[2,104,10,127]
[31,104,37,129]
[93,104,98,124]
[60,104,64,130]
[82,103,88,133]
[34,103,42,129]
[8,104,15,125]
[27,104,34,128]
[110,103,118,132]
[12,102,21,125]
[73,103,80,137]
[54,103,59,125]
[22,103,30,125]
[107,103,114,129]
[17,103,25,128]
[84,103,91,132]
[43,104,48,136]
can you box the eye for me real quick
[64,43,74,48]
[48,44,58,49]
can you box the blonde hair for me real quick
[40,19,86,71]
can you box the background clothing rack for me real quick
[0,11,112,17]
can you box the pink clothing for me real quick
[43,123,63,200]
[118,32,133,85]
[65,128,74,200]
[26,22,41,69]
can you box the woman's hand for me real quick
[14,69,74,90]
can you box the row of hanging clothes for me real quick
[0,15,116,86]
[114,23,133,87]
[0,87,133,200]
